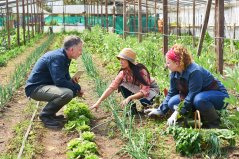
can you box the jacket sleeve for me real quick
[181,70,203,114]
[47,57,81,95]
[160,73,179,114]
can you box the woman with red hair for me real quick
[145,44,229,128]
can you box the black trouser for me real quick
[119,86,153,106]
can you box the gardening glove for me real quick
[167,111,178,126]
[144,108,163,117]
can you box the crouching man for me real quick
[25,35,84,129]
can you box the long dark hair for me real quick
[119,62,151,86]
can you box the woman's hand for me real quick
[90,102,100,112]
[121,97,131,108]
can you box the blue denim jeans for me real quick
[119,86,153,106]
[166,90,229,112]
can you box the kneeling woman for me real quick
[145,44,229,128]
[91,48,159,115]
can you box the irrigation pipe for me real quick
[17,101,40,159]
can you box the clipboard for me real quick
[73,70,84,79]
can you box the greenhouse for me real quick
[0,0,239,158]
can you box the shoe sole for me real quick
[43,123,63,129]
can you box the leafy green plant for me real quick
[64,100,93,120]
[67,139,98,159]
[76,124,90,132]
[165,126,236,157]
[81,131,95,141]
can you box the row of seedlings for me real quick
[64,59,99,159]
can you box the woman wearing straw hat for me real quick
[90,48,160,115]
[145,44,229,128]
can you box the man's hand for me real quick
[72,71,84,83]
[72,76,79,83]
[76,90,84,97]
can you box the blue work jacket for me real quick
[25,48,81,97]
[162,62,228,114]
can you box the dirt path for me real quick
[0,36,48,153]
[0,87,29,153]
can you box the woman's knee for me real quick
[168,95,180,110]
[193,94,213,110]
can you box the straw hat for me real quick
[117,48,136,65]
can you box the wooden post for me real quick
[105,0,108,31]
[16,0,20,46]
[163,0,168,55]
[33,0,37,34]
[93,1,95,25]
[113,0,116,33]
[22,0,26,45]
[176,0,179,38]
[30,0,34,37]
[63,2,65,31]
[192,0,195,46]
[154,0,157,33]
[197,0,212,56]
[138,0,142,42]
[123,0,126,39]
[36,0,40,33]
[97,0,99,25]
[27,0,30,41]
[233,23,236,40]
[84,0,86,29]
[6,0,11,49]
[168,17,171,34]
[90,0,92,25]
[133,0,136,34]
[101,0,103,27]
[215,0,224,74]
[41,2,45,34]
[214,0,218,55]
[146,0,148,33]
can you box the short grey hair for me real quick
[63,35,82,51]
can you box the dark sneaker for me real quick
[52,114,67,122]
[39,115,63,129]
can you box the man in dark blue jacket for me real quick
[25,35,83,129]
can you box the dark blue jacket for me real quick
[161,62,228,114]
[25,48,81,97]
